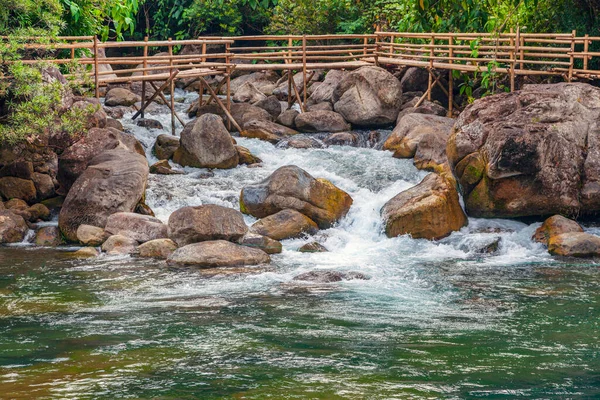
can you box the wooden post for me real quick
[226,42,231,130]
[515,26,522,89]
[302,35,307,108]
[509,29,515,92]
[168,38,176,135]
[448,34,454,116]
[201,42,207,63]
[568,30,576,82]
[583,34,589,71]
[93,36,99,99]
[71,47,75,60]
[518,28,524,71]
[363,36,368,56]
[428,35,434,101]
[142,37,148,119]
[287,37,293,108]
[374,33,380,66]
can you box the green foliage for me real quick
[60,0,141,39]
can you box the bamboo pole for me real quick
[428,36,434,101]
[142,37,148,119]
[583,34,589,71]
[132,70,179,120]
[93,36,99,99]
[200,76,242,132]
[148,82,185,126]
[287,37,293,108]
[168,38,176,135]
[509,29,515,92]
[226,42,231,131]
[568,30,576,82]
[302,35,307,107]
[448,34,453,116]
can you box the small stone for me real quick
[27,203,51,221]
[76,224,108,246]
[4,199,28,211]
[298,242,328,253]
[136,118,164,130]
[71,247,100,258]
[137,238,178,259]
[150,160,184,175]
[236,146,262,165]
[239,232,282,254]
[35,226,64,246]
[105,212,167,243]
[101,234,138,255]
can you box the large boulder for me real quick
[447,83,600,218]
[332,66,402,127]
[533,215,584,246]
[58,127,144,193]
[104,212,168,243]
[276,109,299,128]
[105,88,141,107]
[137,238,178,259]
[381,173,467,240]
[233,82,267,104]
[295,110,351,133]
[0,210,28,243]
[548,232,600,257]
[168,204,248,247]
[172,114,239,169]
[383,113,454,172]
[35,226,63,246]
[167,240,270,267]
[240,165,353,229]
[254,95,283,119]
[0,177,36,203]
[307,70,347,106]
[241,120,299,144]
[250,209,319,240]
[58,149,149,242]
[76,224,108,246]
[153,134,180,160]
[229,71,280,96]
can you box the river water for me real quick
[1,92,599,399]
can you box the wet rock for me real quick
[447,83,600,218]
[167,240,270,267]
[396,98,447,122]
[136,118,163,130]
[149,160,184,175]
[299,242,328,253]
[277,135,325,149]
[31,172,55,201]
[333,66,402,127]
[548,232,600,257]
[0,210,28,243]
[230,103,273,130]
[4,199,28,211]
[35,226,63,246]
[40,196,64,212]
[293,270,370,282]
[241,165,353,229]
[76,224,108,246]
[236,146,262,165]
[295,110,350,133]
[137,238,178,259]
[383,113,455,172]
[101,234,138,255]
[239,232,282,254]
[168,204,248,247]
[104,212,168,243]
[0,161,33,179]
[276,109,299,128]
[233,82,267,104]
[307,70,347,105]
[59,149,149,242]
[476,237,501,254]
[0,177,36,203]
[250,209,319,240]
[241,120,299,144]
[382,173,467,240]
[71,247,100,258]
[105,118,124,131]
[324,132,359,147]
[135,202,155,217]
[57,127,144,193]
[255,95,283,119]
[153,134,180,160]
[533,215,584,246]
[307,102,334,112]
[103,105,132,119]
[105,88,141,107]
[173,114,239,169]
[27,203,50,221]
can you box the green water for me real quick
[0,247,599,399]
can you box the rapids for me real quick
[0,91,598,398]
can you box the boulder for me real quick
[168,204,248,247]
[241,166,353,229]
[308,102,333,112]
[167,240,270,267]
[307,70,347,105]
[71,247,100,258]
[324,132,359,147]
[239,232,282,254]
[233,82,267,104]
[0,177,36,203]
[59,149,149,242]
[105,88,141,107]
[137,238,178,259]
[136,118,163,130]
[27,203,50,221]
[383,113,454,171]
[105,118,124,131]
[58,127,144,193]
[153,134,180,160]
[294,110,351,133]
[104,212,168,243]
[230,103,273,130]
[103,105,132,119]
[548,232,600,257]
[276,135,325,149]
[0,210,28,243]
[299,242,328,253]
[250,209,319,240]
[381,173,467,240]
[255,95,283,119]
[396,98,447,122]
[77,224,109,246]
[35,226,63,246]
[101,234,138,255]
[241,120,299,144]
[400,67,447,104]
[229,71,279,96]
[4,199,28,211]
[532,215,584,246]
[276,109,299,128]
[0,161,33,179]
[333,66,402,127]
[71,100,107,130]
[31,172,55,201]
[447,83,600,218]
[149,160,184,175]
[236,146,262,165]
[173,114,238,169]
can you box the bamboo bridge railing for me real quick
[1,31,599,131]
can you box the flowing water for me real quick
[1,92,599,399]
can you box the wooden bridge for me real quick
[3,31,599,133]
